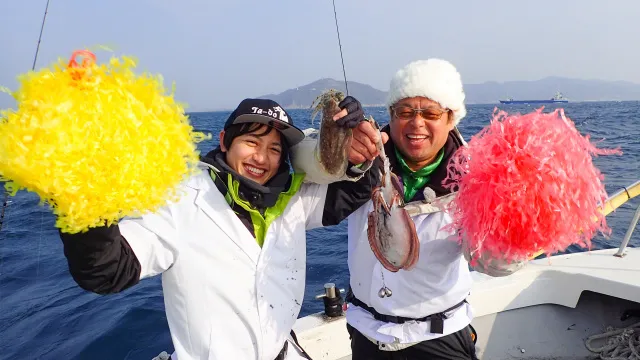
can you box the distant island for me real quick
[257,78,387,109]
[256,76,640,109]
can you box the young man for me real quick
[58,97,381,360]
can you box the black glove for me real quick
[335,96,365,128]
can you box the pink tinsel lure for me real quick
[443,107,622,266]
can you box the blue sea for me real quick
[1,102,638,359]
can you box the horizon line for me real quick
[285,75,640,93]
[187,99,640,113]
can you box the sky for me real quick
[1,0,639,111]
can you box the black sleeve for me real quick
[59,224,141,295]
[321,157,383,226]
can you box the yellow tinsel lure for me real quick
[0,50,210,234]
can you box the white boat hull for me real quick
[293,248,640,360]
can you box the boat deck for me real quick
[474,290,639,359]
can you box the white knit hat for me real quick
[386,58,467,125]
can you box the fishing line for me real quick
[34,0,51,281]
[331,0,349,96]
[0,0,51,236]
[0,0,51,282]
[36,209,44,278]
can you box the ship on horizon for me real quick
[499,92,569,104]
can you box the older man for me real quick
[341,59,525,360]
[294,58,525,359]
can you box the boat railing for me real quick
[613,179,640,257]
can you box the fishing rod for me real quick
[32,0,51,71]
[331,0,349,96]
[0,0,51,234]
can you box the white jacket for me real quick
[346,200,475,346]
[118,162,327,360]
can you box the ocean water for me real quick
[0,102,638,359]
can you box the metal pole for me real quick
[614,203,640,257]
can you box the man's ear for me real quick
[219,131,227,152]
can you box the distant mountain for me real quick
[465,76,640,104]
[257,76,640,108]
[257,78,387,109]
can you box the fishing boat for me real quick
[500,92,569,104]
[289,181,640,360]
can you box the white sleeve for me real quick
[290,129,372,185]
[462,235,528,277]
[119,205,180,279]
[296,182,329,231]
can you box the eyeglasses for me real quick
[390,105,449,121]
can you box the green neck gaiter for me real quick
[394,147,444,202]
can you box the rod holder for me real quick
[315,283,345,318]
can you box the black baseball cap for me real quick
[224,98,305,146]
